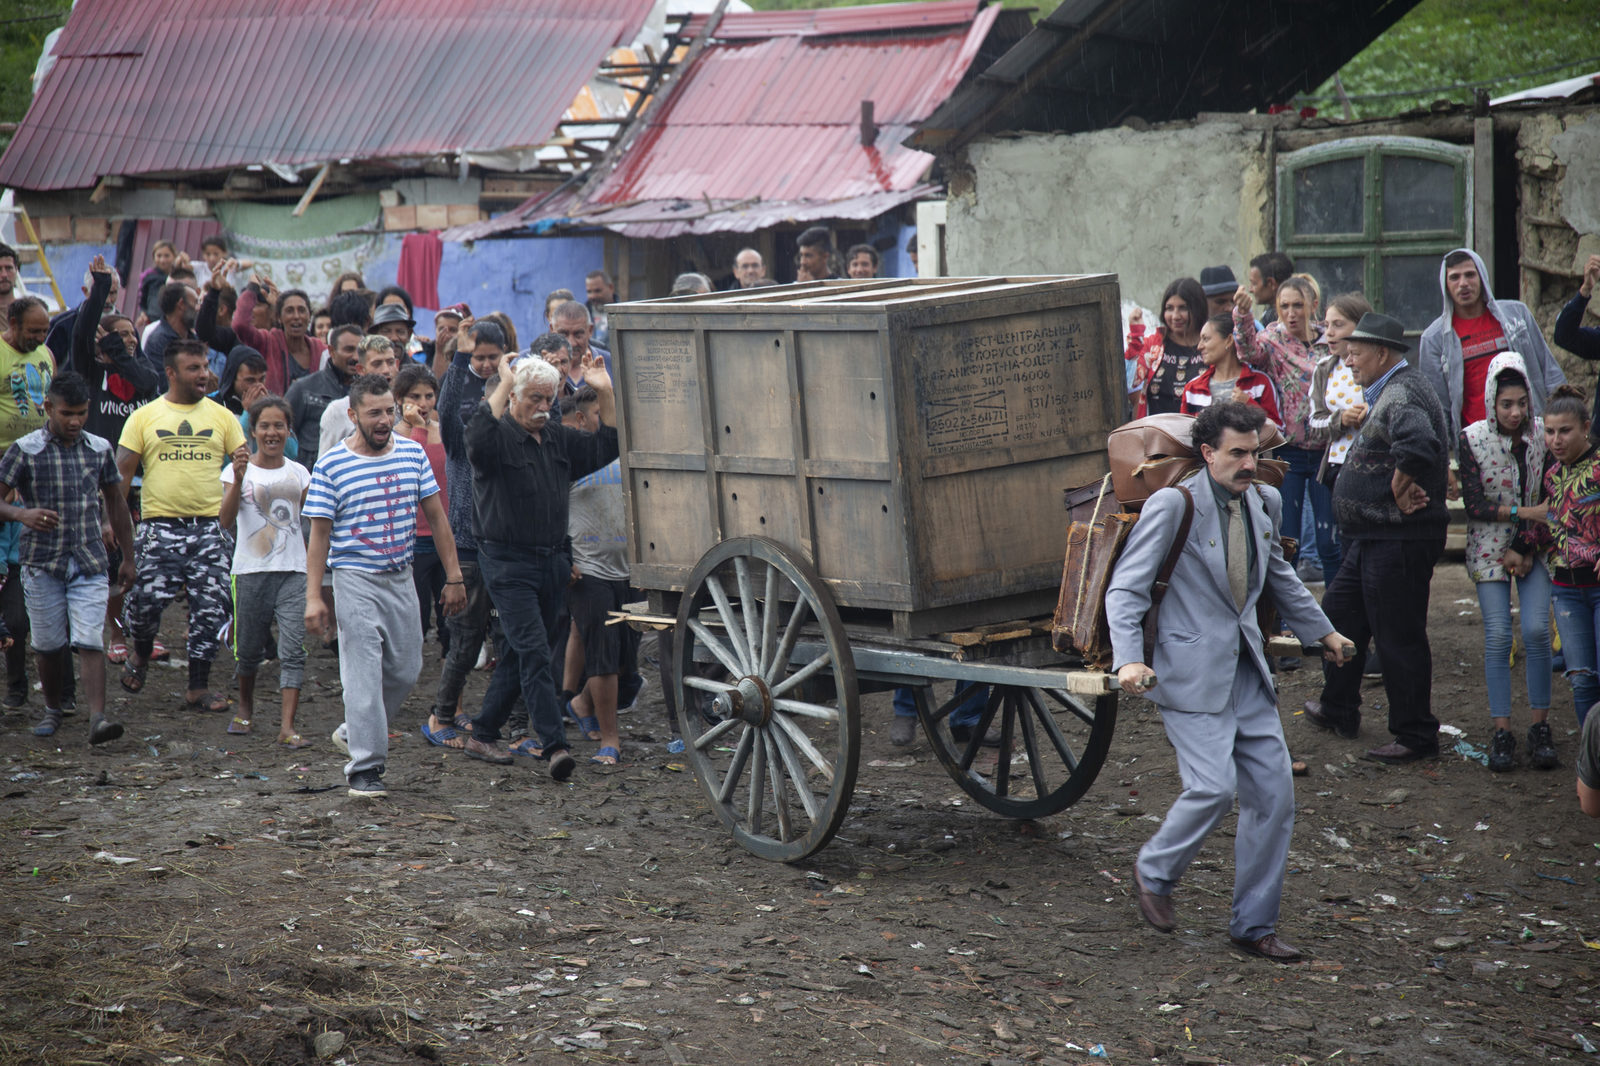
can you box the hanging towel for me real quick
[397,231,443,309]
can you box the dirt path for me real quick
[3,563,1598,1065]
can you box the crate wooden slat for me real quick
[609,275,1123,638]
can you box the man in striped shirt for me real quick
[304,374,466,798]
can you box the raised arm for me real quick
[231,276,274,351]
[70,257,114,376]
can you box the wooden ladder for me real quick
[0,204,65,310]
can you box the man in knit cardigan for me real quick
[1305,313,1450,764]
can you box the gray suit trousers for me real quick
[1136,656,1295,942]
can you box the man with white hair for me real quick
[459,352,618,780]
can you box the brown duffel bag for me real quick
[1109,412,1288,510]
[1108,413,1198,509]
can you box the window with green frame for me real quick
[1277,137,1472,333]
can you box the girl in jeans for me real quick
[1458,354,1555,771]
[1531,384,1600,738]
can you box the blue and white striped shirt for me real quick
[303,437,439,572]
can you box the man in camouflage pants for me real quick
[115,341,247,711]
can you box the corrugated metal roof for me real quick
[448,0,1000,241]
[0,0,656,192]
[681,0,980,39]
[909,0,1424,151]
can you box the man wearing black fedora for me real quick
[1200,265,1242,318]
[1305,313,1451,763]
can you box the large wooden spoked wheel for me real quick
[911,681,1116,820]
[672,537,860,862]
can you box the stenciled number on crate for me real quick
[917,309,1097,453]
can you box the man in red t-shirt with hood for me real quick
[1419,247,1564,498]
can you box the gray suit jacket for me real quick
[1105,472,1333,714]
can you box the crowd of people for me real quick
[0,223,908,797]
[1111,246,1600,960]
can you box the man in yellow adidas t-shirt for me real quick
[116,340,247,713]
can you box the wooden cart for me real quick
[609,276,1127,861]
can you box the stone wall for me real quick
[943,119,1275,314]
[1520,110,1600,383]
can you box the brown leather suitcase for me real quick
[1051,510,1137,668]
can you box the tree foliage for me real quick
[1301,0,1599,119]
[0,2,70,153]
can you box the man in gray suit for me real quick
[1106,402,1351,962]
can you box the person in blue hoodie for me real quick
[1418,247,1565,499]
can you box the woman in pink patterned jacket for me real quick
[1233,274,1336,583]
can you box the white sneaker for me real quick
[331,721,350,756]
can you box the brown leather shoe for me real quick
[1230,933,1303,962]
[1132,866,1175,932]
[1364,740,1438,764]
[463,736,513,764]
[1303,700,1359,740]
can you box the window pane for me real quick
[1291,157,1365,237]
[1295,257,1365,307]
[1382,155,1457,233]
[1381,255,1442,332]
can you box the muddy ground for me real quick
[3,562,1599,1066]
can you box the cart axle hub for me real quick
[712,675,772,727]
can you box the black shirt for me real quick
[465,403,619,549]
[1146,338,1204,415]
[62,272,160,443]
[285,364,354,471]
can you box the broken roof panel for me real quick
[0,0,657,192]
[451,0,1018,241]
[910,0,1425,151]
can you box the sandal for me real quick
[107,643,129,664]
[451,712,475,734]
[226,716,252,736]
[183,691,232,714]
[564,701,601,742]
[119,660,147,694]
[420,720,465,750]
[278,733,312,750]
[150,639,170,662]
[31,707,63,737]
[508,737,545,759]
[590,745,622,766]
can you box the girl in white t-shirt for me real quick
[220,397,312,746]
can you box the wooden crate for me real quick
[608,275,1122,637]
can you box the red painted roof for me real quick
[449,0,998,240]
[681,0,983,39]
[0,0,656,192]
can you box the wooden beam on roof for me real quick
[292,163,331,217]
[577,0,728,197]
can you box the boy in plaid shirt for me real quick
[0,371,135,742]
